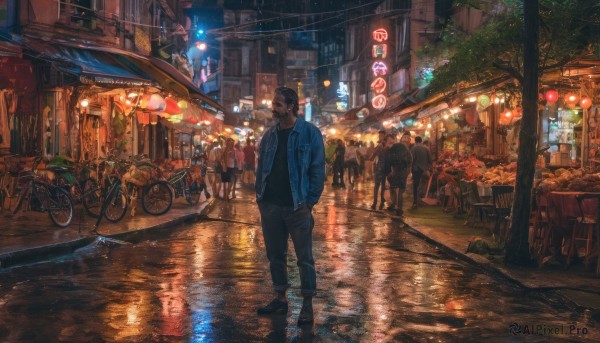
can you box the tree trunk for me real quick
[505,0,539,265]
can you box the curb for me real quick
[400,216,591,312]
[0,199,217,269]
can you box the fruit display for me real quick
[480,163,517,185]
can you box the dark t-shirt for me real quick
[263,128,294,206]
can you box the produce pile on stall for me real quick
[536,168,600,194]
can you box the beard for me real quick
[272,110,287,119]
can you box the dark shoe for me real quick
[340,183,346,189]
[297,303,314,325]
[257,299,288,315]
[205,192,211,199]
[379,203,385,210]
[411,203,417,209]
[370,203,376,210]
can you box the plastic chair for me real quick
[465,181,493,228]
[567,193,600,271]
[491,185,514,239]
[458,180,471,216]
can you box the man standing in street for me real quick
[255,86,326,325]
[410,136,432,208]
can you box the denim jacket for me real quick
[255,116,325,210]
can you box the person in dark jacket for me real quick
[255,86,325,326]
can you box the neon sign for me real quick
[370,77,387,94]
[372,29,388,43]
[372,95,387,110]
[372,44,387,59]
[371,28,389,111]
[372,62,388,77]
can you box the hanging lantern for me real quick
[545,90,559,103]
[164,97,182,115]
[564,92,579,106]
[513,107,523,120]
[150,114,158,125]
[136,111,150,125]
[177,100,188,111]
[477,94,491,109]
[146,94,166,111]
[580,96,593,109]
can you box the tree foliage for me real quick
[426,0,600,95]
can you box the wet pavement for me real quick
[1,185,599,342]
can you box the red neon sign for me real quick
[372,29,388,42]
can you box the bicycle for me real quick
[93,177,126,232]
[121,156,173,217]
[167,167,201,205]
[0,155,22,211]
[45,159,100,217]
[12,157,74,227]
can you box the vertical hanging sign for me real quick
[371,28,388,110]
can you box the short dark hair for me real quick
[415,136,423,143]
[378,130,386,134]
[275,86,299,116]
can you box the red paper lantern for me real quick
[545,90,558,103]
[150,114,158,125]
[164,97,181,115]
[136,111,150,125]
[564,92,579,106]
[580,96,593,109]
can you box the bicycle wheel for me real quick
[141,181,173,215]
[104,187,128,223]
[185,178,200,205]
[81,178,101,218]
[48,187,74,227]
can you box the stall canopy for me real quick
[21,38,224,112]
[150,57,224,112]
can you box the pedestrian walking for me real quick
[242,139,256,185]
[344,140,359,186]
[364,141,375,181]
[332,139,345,188]
[220,138,236,201]
[410,136,432,208]
[255,86,325,325]
[230,141,244,199]
[385,133,412,217]
[368,130,387,210]
[207,140,223,198]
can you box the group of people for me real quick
[368,130,433,216]
[326,130,432,217]
[205,137,257,201]
[326,139,374,188]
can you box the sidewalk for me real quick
[0,198,216,268]
[2,182,600,313]
[396,191,600,313]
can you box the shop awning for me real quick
[54,47,155,86]
[22,39,154,87]
[150,57,225,112]
[0,41,22,58]
[417,102,448,119]
[23,38,225,112]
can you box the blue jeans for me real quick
[258,202,316,296]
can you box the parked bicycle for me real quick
[167,167,201,205]
[121,155,174,217]
[12,157,74,227]
[45,157,100,217]
[0,155,22,211]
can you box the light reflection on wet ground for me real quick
[0,188,599,342]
